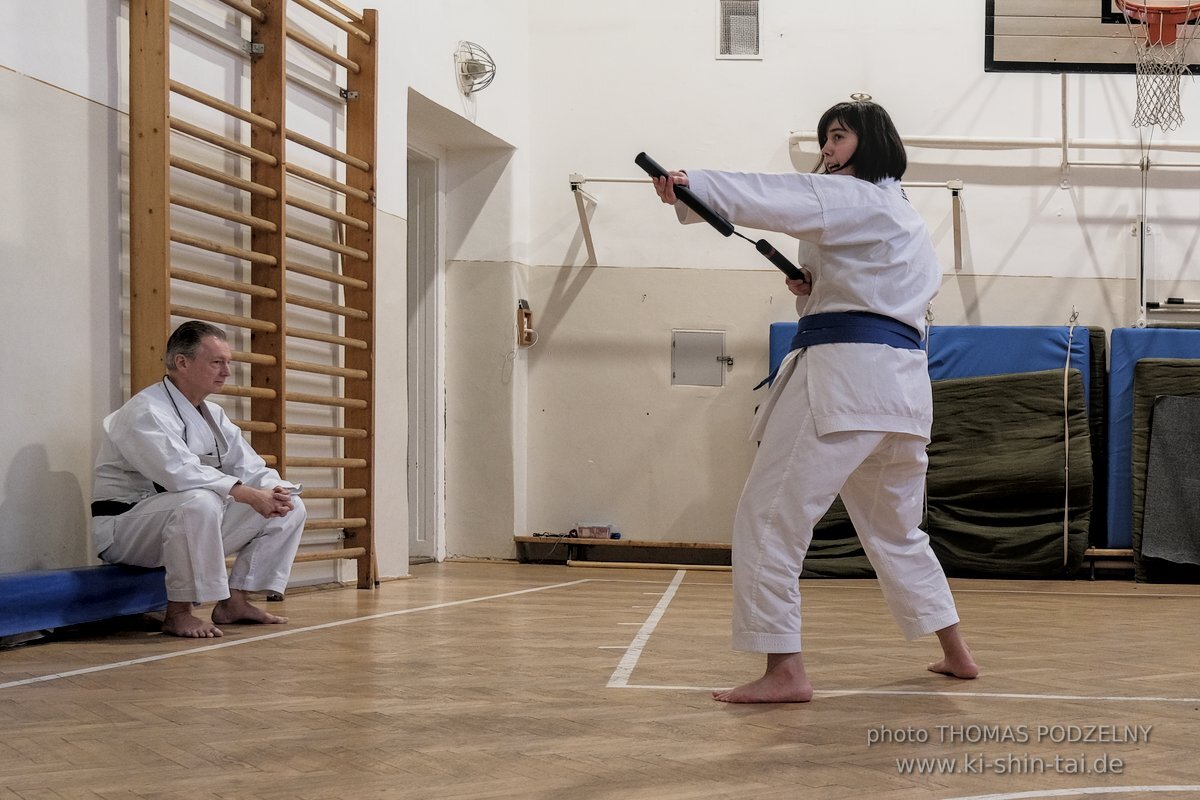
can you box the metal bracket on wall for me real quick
[568,173,655,267]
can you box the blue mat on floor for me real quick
[0,564,167,638]
[1107,327,1200,548]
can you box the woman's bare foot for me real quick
[929,623,979,679]
[162,601,223,638]
[212,589,288,626]
[713,652,814,704]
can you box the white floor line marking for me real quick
[612,684,1200,703]
[1,579,592,691]
[942,786,1200,800]
[606,569,686,688]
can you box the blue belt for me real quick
[755,311,922,389]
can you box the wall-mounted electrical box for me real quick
[672,329,730,387]
[518,299,535,347]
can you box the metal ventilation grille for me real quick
[719,0,760,57]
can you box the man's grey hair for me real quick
[165,320,228,370]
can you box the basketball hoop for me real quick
[1116,0,1200,129]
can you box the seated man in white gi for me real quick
[92,320,305,638]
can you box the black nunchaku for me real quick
[634,152,806,282]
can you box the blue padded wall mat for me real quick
[1107,328,1200,548]
[768,324,1090,404]
[0,565,166,637]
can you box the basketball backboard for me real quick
[985,0,1200,73]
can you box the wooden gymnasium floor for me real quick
[1,562,1199,800]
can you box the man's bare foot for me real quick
[163,602,223,638]
[930,623,979,679]
[713,652,814,704]
[211,589,288,626]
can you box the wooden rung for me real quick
[304,517,368,530]
[262,454,277,466]
[285,424,368,438]
[171,156,277,198]
[288,456,368,468]
[230,349,277,366]
[170,80,278,132]
[286,163,371,202]
[286,392,368,409]
[170,268,278,299]
[171,194,278,232]
[287,228,369,260]
[312,0,363,24]
[292,0,371,43]
[219,384,277,400]
[216,0,265,22]
[287,293,369,320]
[292,546,368,564]
[286,260,369,290]
[286,129,371,172]
[286,26,360,73]
[286,326,368,350]
[171,305,278,333]
[287,195,370,231]
[286,359,368,380]
[297,487,368,499]
[171,230,278,265]
[170,117,278,165]
[232,418,278,433]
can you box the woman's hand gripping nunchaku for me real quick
[635,152,810,294]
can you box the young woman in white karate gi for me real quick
[651,100,978,703]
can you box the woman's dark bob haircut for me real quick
[815,101,907,184]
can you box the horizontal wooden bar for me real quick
[286,26,360,73]
[304,517,368,530]
[216,0,264,22]
[219,384,276,400]
[171,304,277,333]
[292,0,371,43]
[262,454,277,467]
[301,487,368,499]
[230,349,277,366]
[171,193,277,232]
[285,424,368,438]
[566,560,731,572]
[232,419,278,433]
[288,456,368,468]
[313,0,363,24]
[170,230,278,265]
[170,117,278,165]
[286,260,369,290]
[171,156,278,198]
[287,195,369,231]
[286,326,368,349]
[292,546,367,564]
[286,359,368,379]
[286,128,370,172]
[170,267,278,299]
[286,163,370,202]
[170,80,278,132]
[287,293,369,320]
[287,228,369,260]
[286,392,368,409]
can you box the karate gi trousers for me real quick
[731,354,959,653]
[98,489,306,604]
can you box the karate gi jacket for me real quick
[92,377,284,555]
[679,170,941,440]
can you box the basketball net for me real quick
[1122,3,1200,130]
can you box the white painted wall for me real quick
[4,1,1200,573]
